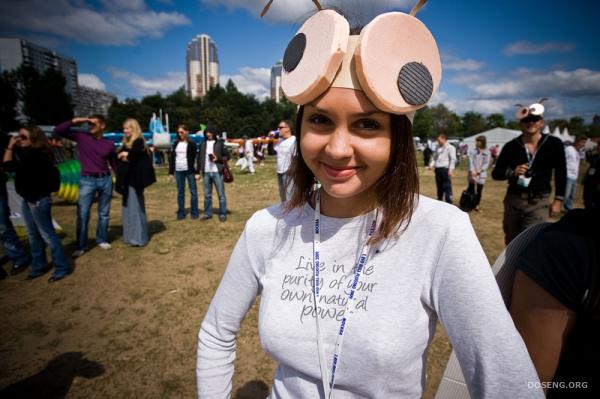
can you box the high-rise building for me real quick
[74,85,117,118]
[0,38,78,99]
[186,34,219,99]
[270,60,284,103]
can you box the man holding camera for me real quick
[492,101,566,245]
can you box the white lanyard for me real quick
[312,188,378,398]
[522,135,547,167]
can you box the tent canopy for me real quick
[462,127,521,152]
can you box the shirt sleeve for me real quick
[196,215,265,399]
[431,212,544,398]
[53,120,78,141]
[449,146,457,170]
[515,227,587,311]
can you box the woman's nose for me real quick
[325,127,353,159]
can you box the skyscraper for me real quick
[186,34,219,99]
[270,60,284,103]
[0,38,78,99]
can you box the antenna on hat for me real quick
[538,97,548,104]
[410,0,428,17]
[261,0,322,18]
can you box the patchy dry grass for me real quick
[0,156,579,398]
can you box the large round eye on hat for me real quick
[281,10,349,104]
[354,12,442,114]
[529,103,545,116]
[515,105,529,120]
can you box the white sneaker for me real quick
[72,249,85,258]
[98,242,112,250]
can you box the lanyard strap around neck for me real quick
[312,188,378,398]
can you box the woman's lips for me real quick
[322,163,359,179]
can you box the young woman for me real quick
[3,125,70,282]
[197,5,542,398]
[116,118,155,247]
[467,135,491,211]
[168,124,199,220]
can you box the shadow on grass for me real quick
[235,380,269,399]
[0,352,104,399]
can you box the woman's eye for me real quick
[307,114,332,126]
[355,119,381,130]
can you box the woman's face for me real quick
[300,87,392,201]
[123,125,132,137]
[178,129,188,140]
[18,129,31,147]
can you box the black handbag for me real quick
[459,189,477,212]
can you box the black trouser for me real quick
[467,182,484,206]
[435,167,453,203]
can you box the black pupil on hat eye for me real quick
[397,62,433,106]
[283,33,306,73]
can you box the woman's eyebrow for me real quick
[306,105,383,118]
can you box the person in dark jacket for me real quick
[197,125,230,222]
[0,132,29,278]
[168,124,199,220]
[2,125,70,282]
[116,118,156,246]
[492,101,566,244]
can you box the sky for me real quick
[1,0,599,121]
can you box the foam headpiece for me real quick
[515,98,548,120]
[262,0,441,123]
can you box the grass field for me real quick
[0,156,577,398]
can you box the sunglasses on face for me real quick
[178,130,186,134]
[521,115,542,124]
[278,125,288,129]
[18,135,28,140]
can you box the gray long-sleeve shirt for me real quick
[197,196,543,398]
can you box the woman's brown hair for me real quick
[284,106,419,244]
[22,125,55,163]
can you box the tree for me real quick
[412,106,434,139]
[485,113,506,129]
[460,111,487,137]
[0,71,19,132]
[568,116,586,137]
[430,104,460,137]
[18,66,73,125]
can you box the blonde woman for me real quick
[116,118,155,246]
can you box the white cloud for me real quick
[220,66,271,99]
[107,67,185,96]
[0,0,190,46]
[443,54,484,72]
[504,41,575,56]
[78,73,106,91]
[468,68,600,99]
[201,0,413,24]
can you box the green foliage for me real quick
[485,113,506,129]
[106,82,297,136]
[430,104,461,137]
[0,71,19,132]
[460,111,487,137]
[412,106,434,139]
[568,116,586,137]
[19,66,73,125]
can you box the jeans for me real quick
[175,171,199,218]
[277,173,294,202]
[22,197,70,278]
[435,167,453,203]
[203,172,227,217]
[0,182,29,266]
[564,177,577,212]
[77,175,112,250]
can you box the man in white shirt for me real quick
[275,120,296,202]
[242,136,255,174]
[564,136,587,212]
[430,133,456,203]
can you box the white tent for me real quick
[543,125,550,134]
[561,127,575,143]
[552,126,562,139]
[462,127,521,152]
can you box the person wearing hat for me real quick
[197,125,229,222]
[492,100,567,245]
[197,2,543,398]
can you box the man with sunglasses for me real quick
[492,104,566,244]
[54,115,116,257]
